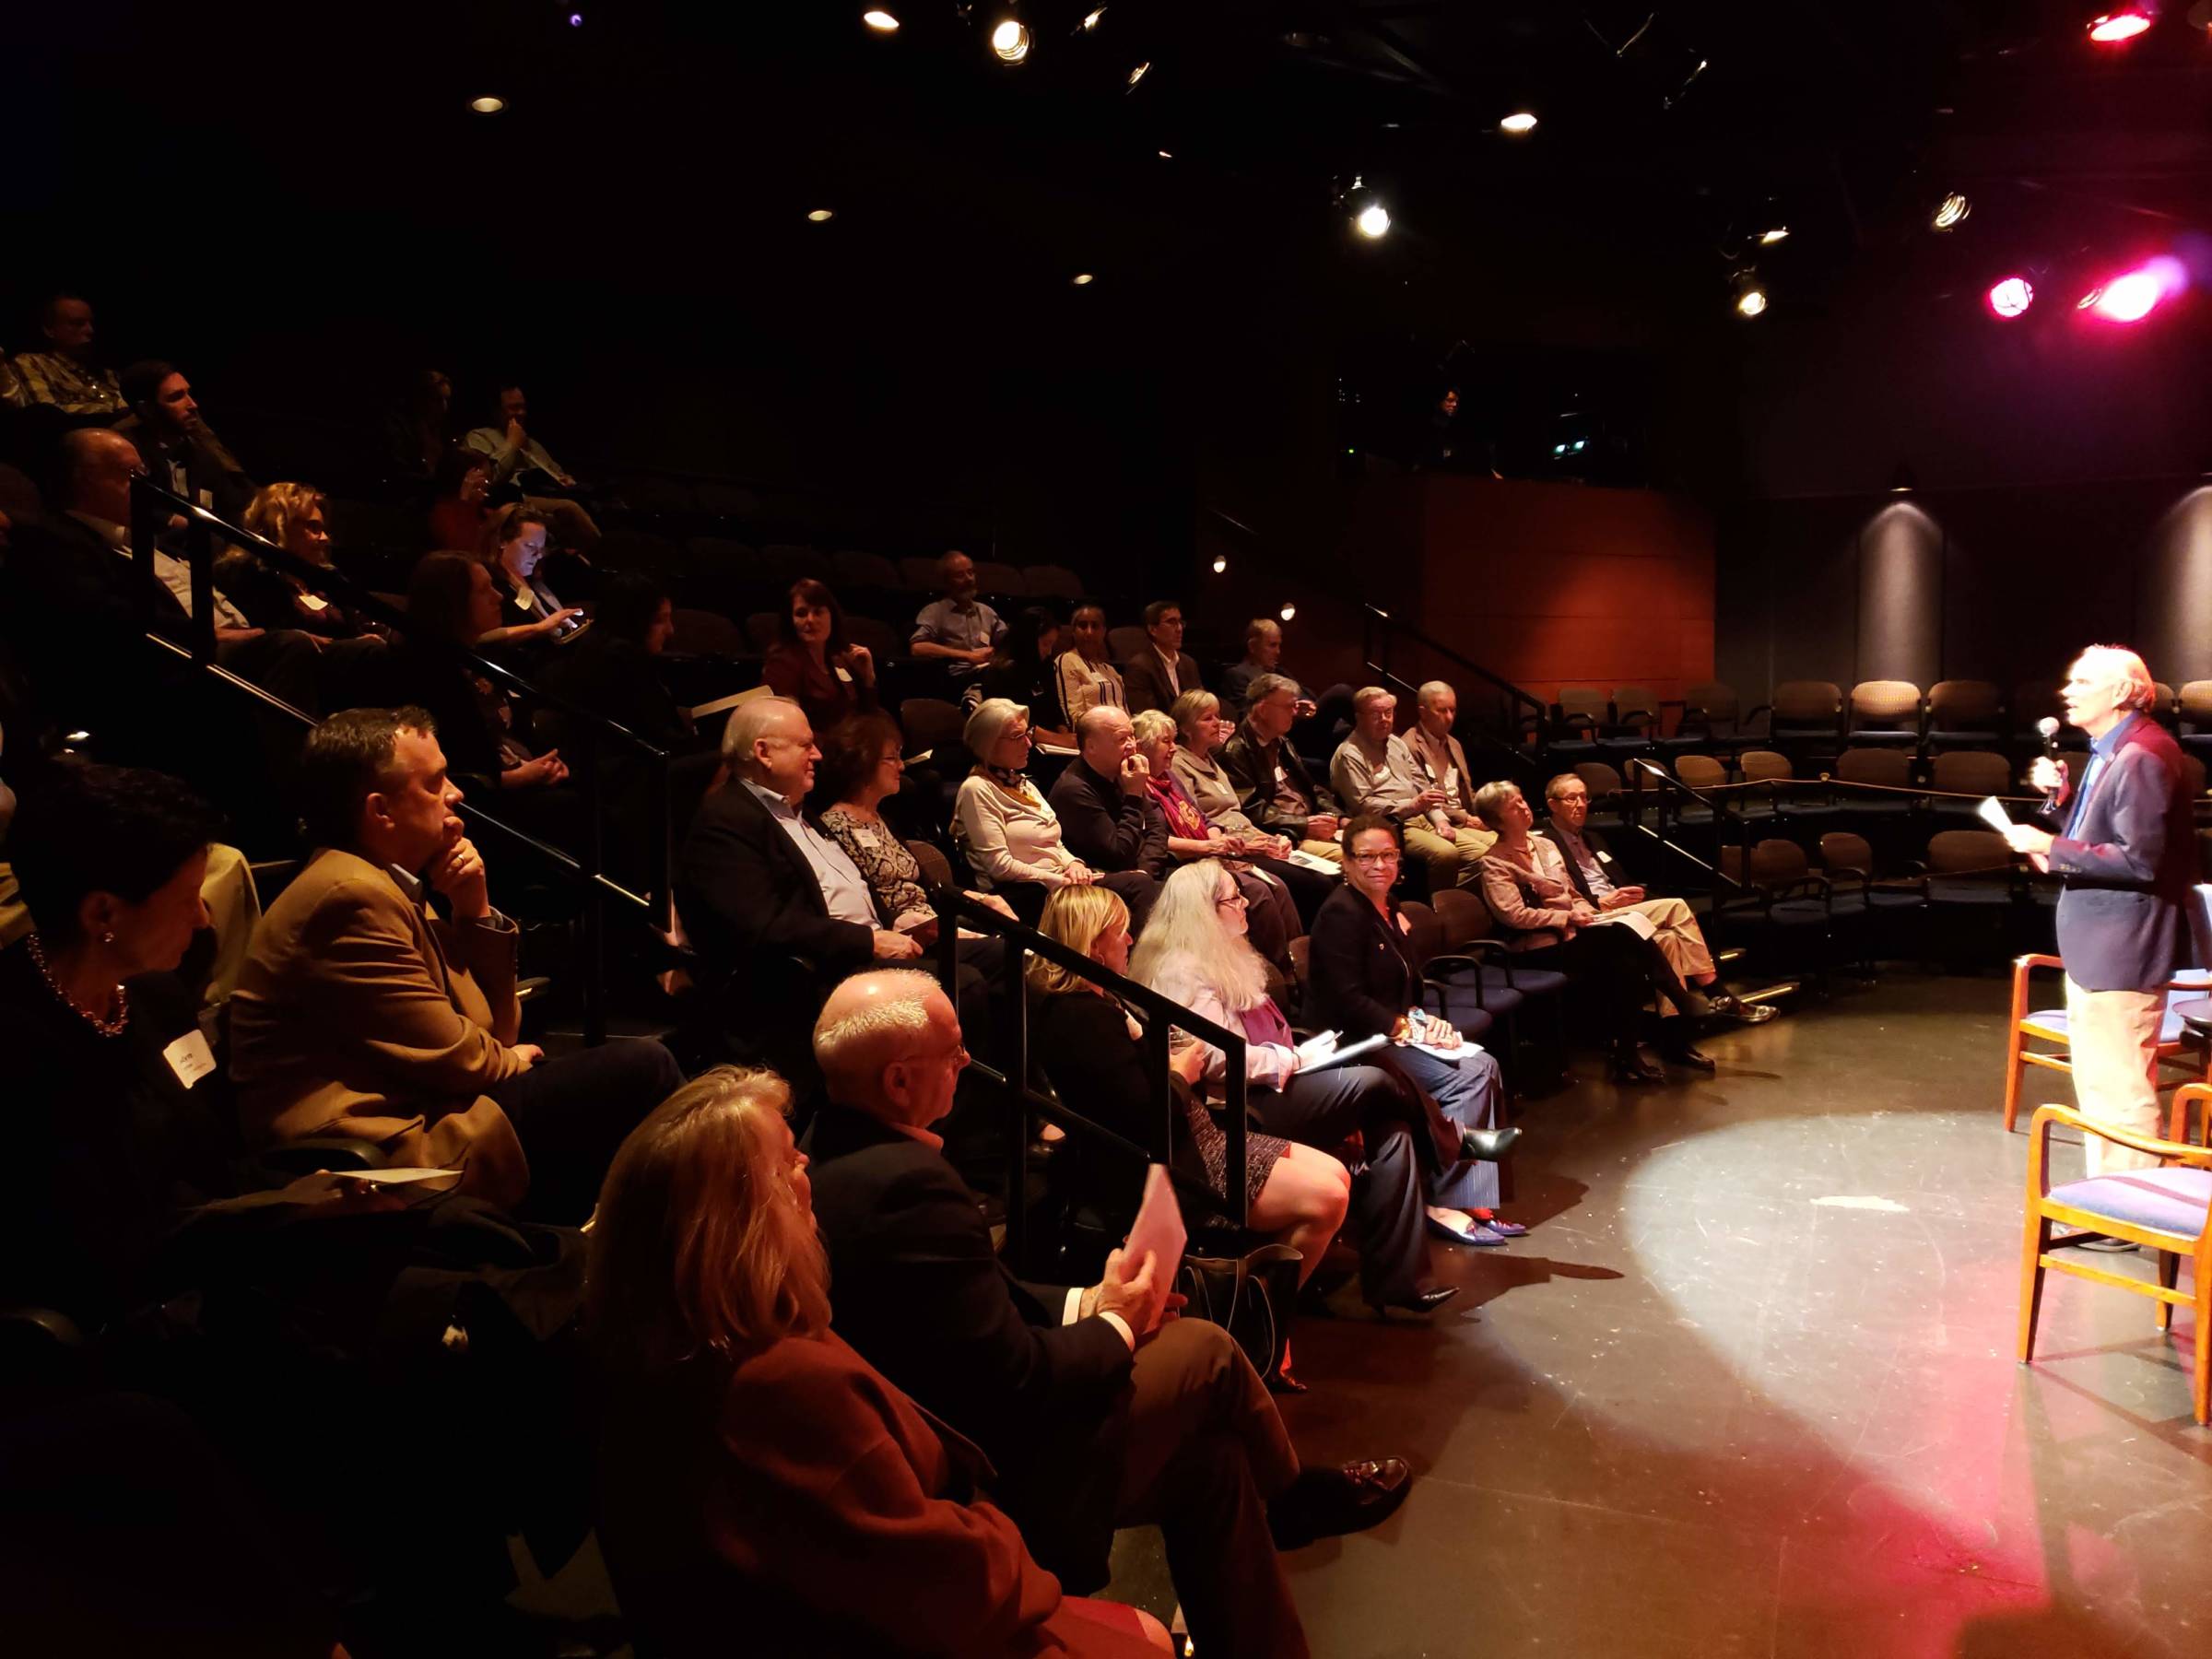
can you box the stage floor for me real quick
[1223,969,2212,1658]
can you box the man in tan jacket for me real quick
[229,706,681,1219]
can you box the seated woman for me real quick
[1308,816,1526,1248]
[541,571,691,750]
[1030,886,1350,1300]
[1166,690,1340,924]
[1472,780,1708,1083]
[762,578,877,737]
[426,448,494,554]
[952,698,1156,927]
[1132,708,1304,953]
[219,481,393,644]
[980,606,1075,747]
[1129,861,1515,1317]
[588,1066,1171,1659]
[476,503,584,657]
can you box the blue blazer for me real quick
[2046,715,2197,993]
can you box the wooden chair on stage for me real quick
[2018,1097,2212,1425]
[2000,954,2212,1133]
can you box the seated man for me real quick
[1403,678,1491,839]
[229,707,684,1221]
[1541,772,1773,1026]
[116,359,254,521]
[804,969,1412,1659]
[1218,616,1353,748]
[0,293,126,419]
[909,549,1006,690]
[460,382,602,548]
[1044,705,1167,932]
[1122,599,1204,716]
[1331,685,1492,891]
[1053,600,1127,723]
[1219,672,1344,859]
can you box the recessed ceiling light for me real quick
[863,7,900,30]
[1157,149,1172,159]
[991,18,1031,63]
[1500,111,1538,135]
[1354,203,1391,238]
[469,95,506,114]
[806,208,835,222]
[1071,273,1095,286]
[1932,191,1971,230]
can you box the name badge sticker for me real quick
[162,1029,218,1089]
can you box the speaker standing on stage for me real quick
[2001,646,2195,1177]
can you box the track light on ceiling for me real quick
[469,95,506,114]
[2088,9,2155,42]
[1279,602,1298,622]
[1355,203,1392,239]
[806,208,835,222]
[1082,6,1107,29]
[1071,272,1095,286]
[1125,61,1150,88]
[1500,111,1538,135]
[863,7,900,31]
[1212,555,1228,573]
[1931,191,1971,230]
[1986,275,2034,318]
[1759,226,1790,245]
[991,18,1031,63]
[1733,270,1769,317]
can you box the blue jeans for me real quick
[1394,1043,1506,1212]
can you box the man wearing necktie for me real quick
[2003,646,2195,1176]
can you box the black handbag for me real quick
[1175,1241,1302,1388]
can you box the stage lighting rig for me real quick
[1500,111,1538,135]
[2088,8,2155,42]
[1335,175,1393,240]
[1986,276,2034,318]
[991,18,1032,63]
[863,8,900,31]
[1732,270,1768,317]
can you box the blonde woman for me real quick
[589,1066,1170,1658]
[1029,886,1350,1303]
[217,481,388,641]
[1135,704,1332,929]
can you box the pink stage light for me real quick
[2088,11,2154,42]
[1986,276,2034,318]
[2079,257,2185,323]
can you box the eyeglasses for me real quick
[908,1041,970,1069]
[1215,890,1248,908]
[1347,850,1401,865]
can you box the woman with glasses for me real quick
[1129,709,1315,950]
[1164,691,1343,918]
[1309,816,1525,1247]
[1130,861,1514,1317]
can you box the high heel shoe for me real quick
[1459,1125,1522,1162]
[1368,1285,1460,1318]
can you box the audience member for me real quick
[427,450,495,553]
[541,571,690,750]
[1030,886,1350,1292]
[1129,708,1302,965]
[1543,772,1772,1027]
[954,699,1156,925]
[462,382,602,548]
[1159,691,1339,920]
[763,577,878,734]
[590,1065,1172,1658]
[806,970,1414,1656]
[476,502,585,652]
[910,550,1005,688]
[1309,816,1525,1247]
[1220,674,1346,856]
[980,604,1075,746]
[394,553,573,806]
[116,359,253,521]
[1130,861,1476,1316]
[1472,780,1710,1082]
[1045,706,1169,933]
[1218,618,1352,744]
[1402,679,1491,841]
[382,367,454,498]
[218,481,394,650]
[0,293,125,418]
[1331,686,1492,891]
[229,707,681,1219]
[1123,599,1205,716]
[1055,600,1127,723]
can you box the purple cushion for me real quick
[2027,1007,2194,1045]
[2048,1168,2212,1238]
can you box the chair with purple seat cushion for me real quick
[2000,953,2212,1133]
[2018,1096,2212,1425]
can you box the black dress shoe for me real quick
[1460,1125,1523,1162]
[1658,1041,1716,1072]
[1268,1457,1414,1549]
[1607,1047,1665,1084]
[1369,1285,1459,1318]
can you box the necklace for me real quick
[25,931,130,1038]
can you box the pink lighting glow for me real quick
[1986,276,2034,318]
[2080,257,2186,322]
[2088,11,2154,42]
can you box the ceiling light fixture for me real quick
[1279,602,1298,621]
[2088,10,2155,42]
[1071,272,1095,286]
[1759,226,1790,245]
[1126,61,1150,88]
[1733,271,1769,317]
[991,18,1031,63]
[863,7,900,31]
[806,208,835,222]
[1212,555,1228,573]
[2080,262,2174,322]
[1986,275,2034,318]
[1082,6,1107,29]
[1355,203,1392,239]
[1500,111,1538,135]
[1932,192,1971,230]
[469,95,506,114]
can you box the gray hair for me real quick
[1244,673,1300,708]
[1417,679,1455,709]
[1243,618,1281,645]
[2071,644,2157,713]
[721,695,805,764]
[1169,688,1220,739]
[1351,685,1395,718]
[963,696,1029,760]
[812,969,945,1101]
[1544,772,1589,803]
[1131,709,1177,748]
[1472,779,1524,830]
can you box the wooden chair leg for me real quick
[2195,1279,2212,1428]
[2003,1043,2027,1134]
[2018,1214,2053,1363]
[2158,1249,2180,1332]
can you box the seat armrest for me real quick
[251,1137,394,1182]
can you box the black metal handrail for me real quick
[1359,605,1549,785]
[1618,758,1756,897]
[924,886,1252,1270]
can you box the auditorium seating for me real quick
[1999,956,2212,1134]
[1925,679,2005,752]
[1763,680,1844,768]
[1845,679,1923,750]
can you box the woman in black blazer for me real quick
[1307,815,1526,1246]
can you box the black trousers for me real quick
[1246,852,1335,930]
[1518,925,1694,1047]
[489,1037,686,1222]
[1249,1063,1428,1305]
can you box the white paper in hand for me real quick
[1123,1164,1187,1335]
[1976,796,2015,834]
[1293,1030,1341,1068]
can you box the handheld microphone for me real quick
[2035,716,2064,811]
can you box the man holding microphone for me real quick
[2001,646,2196,1179]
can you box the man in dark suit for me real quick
[804,969,1412,1659]
[2003,646,2199,1178]
[116,359,254,522]
[1046,704,1166,930]
[1219,673,1346,853]
[1122,599,1206,716]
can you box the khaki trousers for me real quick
[1404,821,1497,890]
[1628,896,1715,999]
[1296,839,1343,865]
[2064,974,2165,1176]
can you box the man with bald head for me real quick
[1045,703,1166,930]
[805,970,1409,1659]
